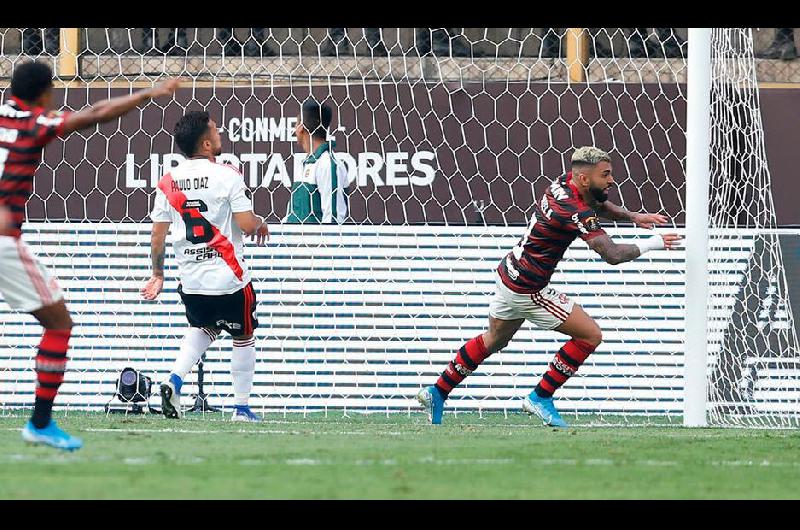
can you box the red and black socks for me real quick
[31,328,71,428]
[435,335,491,398]
[534,338,596,398]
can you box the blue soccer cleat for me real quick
[522,392,569,428]
[22,420,83,451]
[231,405,261,422]
[160,374,183,419]
[416,385,445,425]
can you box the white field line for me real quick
[0,423,794,439]
[0,426,406,436]
[2,421,796,439]
[2,412,792,432]
[3,452,800,468]
[83,427,407,436]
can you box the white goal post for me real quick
[684,28,712,428]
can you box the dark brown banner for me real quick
[22,83,698,224]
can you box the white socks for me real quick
[231,337,256,406]
[170,327,218,382]
[169,329,255,407]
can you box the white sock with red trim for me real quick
[170,327,218,383]
[232,337,256,406]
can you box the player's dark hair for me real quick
[10,61,54,102]
[174,111,211,156]
[301,99,332,140]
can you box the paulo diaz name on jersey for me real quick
[497,172,607,294]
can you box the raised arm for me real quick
[62,78,181,135]
[586,233,682,265]
[140,222,171,300]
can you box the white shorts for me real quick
[489,274,574,330]
[0,236,63,313]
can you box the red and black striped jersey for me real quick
[0,96,71,237]
[497,172,607,294]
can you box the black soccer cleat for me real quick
[160,381,182,419]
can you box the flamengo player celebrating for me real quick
[141,111,269,422]
[417,147,682,427]
[0,61,179,450]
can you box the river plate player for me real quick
[417,146,682,427]
[0,61,179,450]
[141,111,269,422]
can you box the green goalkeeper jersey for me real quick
[284,141,348,224]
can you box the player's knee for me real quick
[484,332,511,353]
[40,310,74,331]
[52,319,73,331]
[582,328,602,348]
[496,336,513,352]
[56,309,74,331]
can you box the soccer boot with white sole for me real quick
[416,385,445,425]
[160,374,183,419]
[523,392,569,428]
[22,420,83,451]
[231,405,261,422]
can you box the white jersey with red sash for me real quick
[150,158,253,295]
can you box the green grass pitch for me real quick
[1,411,799,499]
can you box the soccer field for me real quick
[1,412,799,499]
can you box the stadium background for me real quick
[0,28,798,421]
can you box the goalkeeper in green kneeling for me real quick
[285,99,349,224]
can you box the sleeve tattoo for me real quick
[596,201,634,222]
[151,231,166,277]
[153,249,165,276]
[586,234,641,265]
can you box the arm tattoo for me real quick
[151,231,166,277]
[596,201,634,222]
[153,248,165,277]
[149,222,170,278]
[586,234,641,265]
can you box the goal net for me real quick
[706,28,799,427]
[0,27,796,426]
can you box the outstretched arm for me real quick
[62,78,181,135]
[595,201,634,222]
[141,222,170,300]
[586,233,682,265]
[596,200,668,229]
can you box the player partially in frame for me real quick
[0,61,179,450]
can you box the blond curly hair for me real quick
[571,146,611,166]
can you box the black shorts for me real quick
[178,282,258,336]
